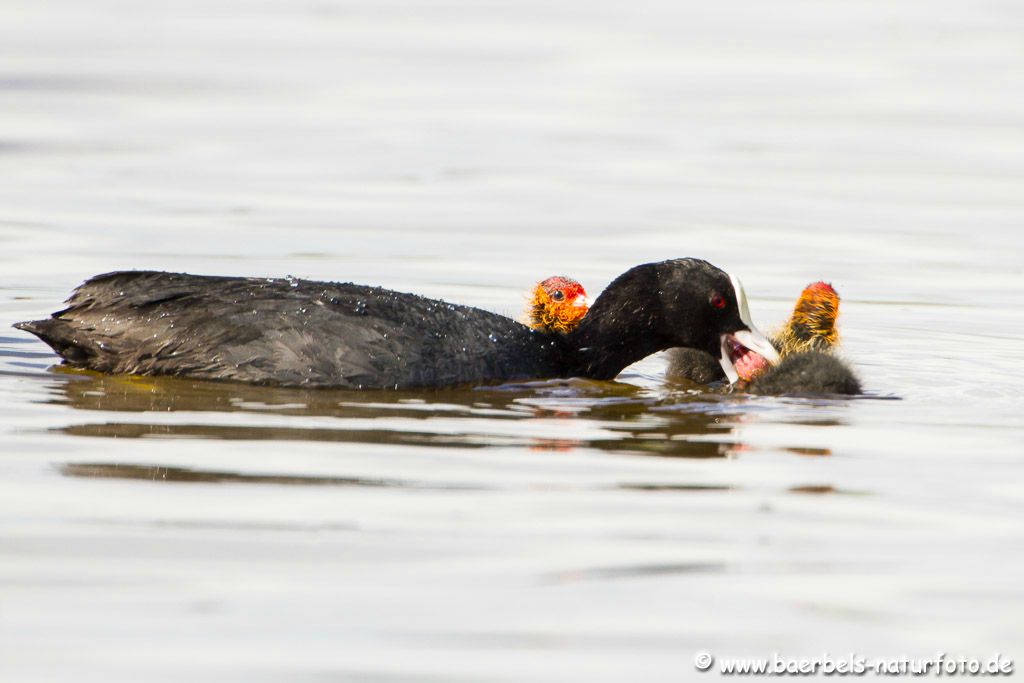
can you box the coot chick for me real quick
[747,351,861,395]
[663,348,726,384]
[15,259,779,390]
[748,281,860,394]
[525,276,588,333]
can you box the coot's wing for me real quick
[15,271,551,389]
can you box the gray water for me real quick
[1,1,1023,681]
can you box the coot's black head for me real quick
[571,258,779,382]
[651,259,779,378]
[562,258,780,382]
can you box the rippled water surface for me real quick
[2,1,1023,681]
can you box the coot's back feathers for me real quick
[16,271,560,389]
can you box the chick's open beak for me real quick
[718,274,781,384]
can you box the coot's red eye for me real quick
[710,292,726,309]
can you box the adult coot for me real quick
[15,258,779,390]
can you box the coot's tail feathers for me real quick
[13,318,99,366]
[13,271,247,371]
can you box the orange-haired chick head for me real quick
[773,281,841,355]
[526,276,589,334]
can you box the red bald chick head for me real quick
[526,276,589,334]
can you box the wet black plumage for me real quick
[747,351,861,395]
[15,259,755,389]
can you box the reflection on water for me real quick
[45,371,738,457]
[39,369,853,461]
[60,462,486,489]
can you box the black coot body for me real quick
[16,259,767,389]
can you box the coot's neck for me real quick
[562,291,671,380]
